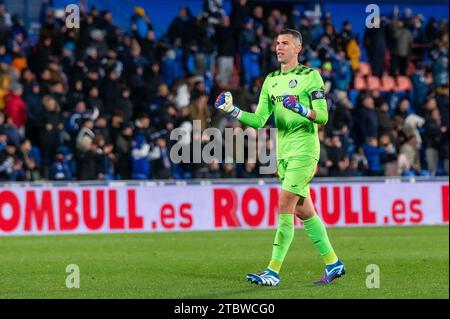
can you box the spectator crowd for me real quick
[0,0,448,182]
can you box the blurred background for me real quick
[0,0,448,182]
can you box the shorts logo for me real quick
[288,79,298,88]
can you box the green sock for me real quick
[303,214,338,265]
[268,214,294,273]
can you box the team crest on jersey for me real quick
[288,79,298,88]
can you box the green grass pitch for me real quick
[0,226,448,299]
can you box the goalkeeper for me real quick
[213,29,345,286]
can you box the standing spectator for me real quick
[4,82,27,136]
[215,15,235,88]
[76,118,96,152]
[101,68,122,115]
[86,86,104,115]
[411,62,431,115]
[242,44,261,89]
[130,7,153,39]
[116,86,133,125]
[167,6,193,45]
[363,17,386,77]
[332,50,352,91]
[339,21,354,50]
[23,82,42,145]
[430,32,449,86]
[189,93,211,133]
[424,109,445,176]
[230,0,250,43]
[0,4,12,35]
[203,0,226,25]
[67,80,85,110]
[77,142,103,180]
[114,124,133,179]
[389,18,413,76]
[36,95,64,176]
[376,102,394,135]
[239,18,257,54]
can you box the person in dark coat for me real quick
[114,124,133,180]
[354,96,379,145]
[36,95,64,176]
[363,19,386,77]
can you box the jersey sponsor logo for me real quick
[288,79,298,88]
[311,89,325,100]
[271,94,300,104]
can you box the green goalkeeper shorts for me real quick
[277,156,318,198]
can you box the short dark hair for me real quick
[278,29,302,45]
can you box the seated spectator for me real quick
[379,133,398,176]
[317,129,332,177]
[239,159,258,178]
[336,156,352,177]
[19,139,41,181]
[326,134,347,176]
[399,135,429,176]
[363,137,384,176]
[0,141,15,180]
[131,134,150,180]
[351,146,369,175]
[207,158,221,179]
[49,149,72,180]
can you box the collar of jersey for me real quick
[281,64,300,75]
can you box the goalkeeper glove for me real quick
[282,94,311,117]
[214,91,241,119]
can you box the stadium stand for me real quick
[0,1,448,181]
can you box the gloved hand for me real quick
[282,94,310,117]
[214,91,241,118]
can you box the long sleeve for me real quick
[307,70,328,125]
[239,77,273,128]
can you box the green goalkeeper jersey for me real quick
[240,64,328,160]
